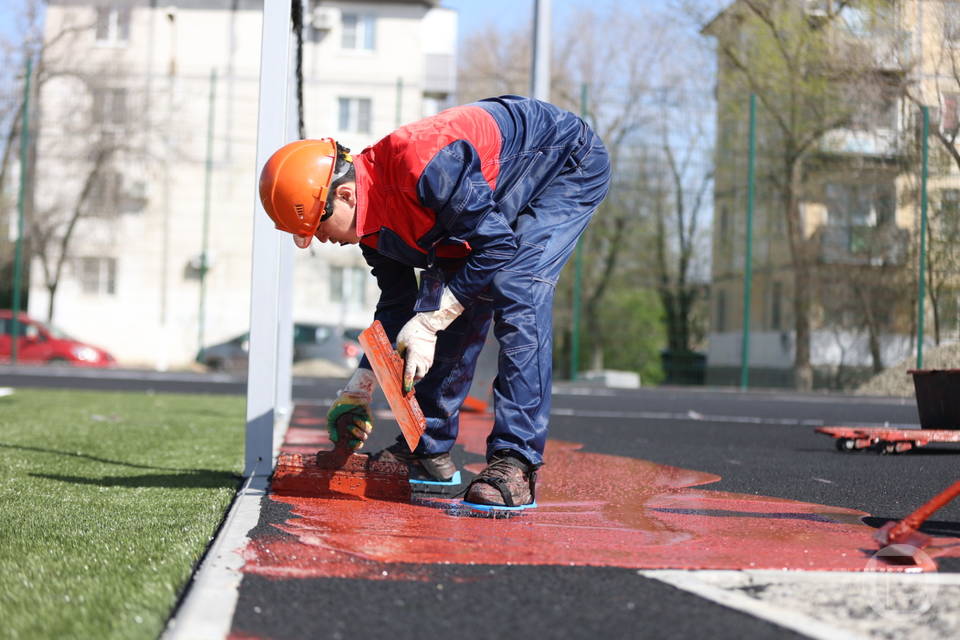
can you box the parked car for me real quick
[196,323,362,371]
[0,310,116,367]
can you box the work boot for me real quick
[372,441,458,483]
[463,450,537,509]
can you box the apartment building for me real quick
[28,0,456,368]
[703,0,960,387]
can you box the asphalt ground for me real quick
[231,384,959,640]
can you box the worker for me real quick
[259,95,610,511]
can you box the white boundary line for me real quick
[549,406,920,429]
[642,570,869,640]
[162,475,268,640]
[643,569,960,640]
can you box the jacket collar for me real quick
[354,151,378,237]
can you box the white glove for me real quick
[396,287,465,392]
[326,367,378,449]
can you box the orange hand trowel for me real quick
[357,320,426,452]
[271,321,425,501]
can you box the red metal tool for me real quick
[815,425,960,454]
[875,479,960,552]
[357,320,426,452]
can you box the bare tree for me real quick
[702,0,903,389]
[649,24,715,360]
[4,3,158,322]
[910,1,960,345]
[459,2,696,375]
[0,0,45,309]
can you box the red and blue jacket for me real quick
[353,95,590,318]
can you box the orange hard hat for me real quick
[259,138,339,243]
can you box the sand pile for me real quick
[856,342,960,397]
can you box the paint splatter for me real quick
[242,410,960,580]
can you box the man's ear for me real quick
[335,183,356,207]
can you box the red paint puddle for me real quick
[242,411,960,580]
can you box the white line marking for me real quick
[643,570,960,640]
[162,475,266,640]
[642,570,868,640]
[550,406,920,429]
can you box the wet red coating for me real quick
[243,411,960,579]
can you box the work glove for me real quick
[396,287,465,393]
[326,367,377,450]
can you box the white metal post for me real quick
[275,31,301,421]
[245,0,295,478]
[531,0,551,102]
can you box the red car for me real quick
[0,310,116,367]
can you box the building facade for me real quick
[26,0,456,368]
[703,0,960,388]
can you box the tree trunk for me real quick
[792,265,814,390]
[855,281,884,374]
[931,291,942,346]
[46,283,57,324]
[583,216,628,371]
[784,156,814,390]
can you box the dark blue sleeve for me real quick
[357,244,417,370]
[416,140,518,305]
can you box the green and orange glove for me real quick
[326,367,377,450]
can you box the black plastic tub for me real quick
[909,369,960,430]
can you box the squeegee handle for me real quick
[888,479,960,542]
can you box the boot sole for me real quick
[460,499,538,512]
[408,470,461,487]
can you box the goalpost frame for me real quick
[245,0,298,478]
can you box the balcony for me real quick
[819,127,902,158]
[424,53,455,95]
[832,23,913,73]
[817,223,909,265]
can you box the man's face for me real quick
[296,182,360,248]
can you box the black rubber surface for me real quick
[231,385,960,638]
[232,566,806,640]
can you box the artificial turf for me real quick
[0,388,245,639]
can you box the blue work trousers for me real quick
[411,131,611,466]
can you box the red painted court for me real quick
[241,406,960,581]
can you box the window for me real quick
[945,6,960,46]
[330,266,366,305]
[715,290,726,333]
[939,189,960,236]
[338,97,371,133]
[77,257,116,295]
[341,13,376,50]
[941,189,960,215]
[95,7,131,44]
[770,282,782,331]
[294,324,333,344]
[941,291,960,338]
[89,169,121,215]
[941,93,959,136]
[840,6,871,37]
[850,88,898,131]
[839,3,896,38]
[824,182,895,228]
[92,87,127,128]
